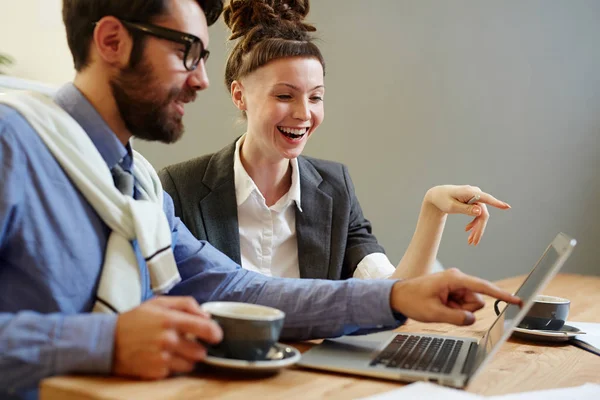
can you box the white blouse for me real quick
[233,136,396,279]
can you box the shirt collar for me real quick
[233,134,302,212]
[53,83,132,170]
[288,156,302,212]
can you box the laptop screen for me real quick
[470,233,576,377]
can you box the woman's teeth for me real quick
[278,127,308,139]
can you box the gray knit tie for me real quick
[111,163,134,197]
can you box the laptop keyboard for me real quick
[370,334,464,374]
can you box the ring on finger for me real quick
[467,194,481,204]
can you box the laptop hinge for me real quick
[461,342,478,376]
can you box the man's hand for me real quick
[113,296,222,380]
[390,268,522,325]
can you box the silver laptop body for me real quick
[298,233,577,388]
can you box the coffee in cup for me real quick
[200,301,285,361]
[495,294,570,331]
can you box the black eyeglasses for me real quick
[119,20,209,71]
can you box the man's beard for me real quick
[110,59,196,144]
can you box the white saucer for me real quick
[512,324,583,343]
[203,343,301,372]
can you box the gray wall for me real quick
[136,0,600,281]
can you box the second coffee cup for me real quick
[495,294,570,331]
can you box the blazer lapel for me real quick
[296,157,333,279]
[199,142,242,264]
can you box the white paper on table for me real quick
[356,382,600,400]
[569,321,600,350]
[357,382,483,400]
[487,383,600,400]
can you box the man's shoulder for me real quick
[0,103,27,130]
[0,103,40,148]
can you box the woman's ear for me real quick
[231,80,246,111]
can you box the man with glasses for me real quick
[0,0,520,398]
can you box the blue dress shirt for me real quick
[0,84,405,398]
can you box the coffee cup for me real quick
[494,294,570,331]
[200,301,285,361]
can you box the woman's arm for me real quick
[391,185,510,279]
[392,195,447,279]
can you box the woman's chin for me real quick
[279,146,305,160]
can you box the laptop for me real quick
[298,232,577,388]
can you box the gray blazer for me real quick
[158,141,385,280]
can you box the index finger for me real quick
[452,275,522,306]
[476,192,511,210]
[169,310,223,345]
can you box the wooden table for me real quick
[40,274,600,399]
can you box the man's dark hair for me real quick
[63,0,223,71]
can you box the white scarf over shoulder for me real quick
[0,90,181,313]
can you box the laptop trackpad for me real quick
[300,331,395,366]
[328,331,396,349]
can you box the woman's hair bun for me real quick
[223,0,316,41]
